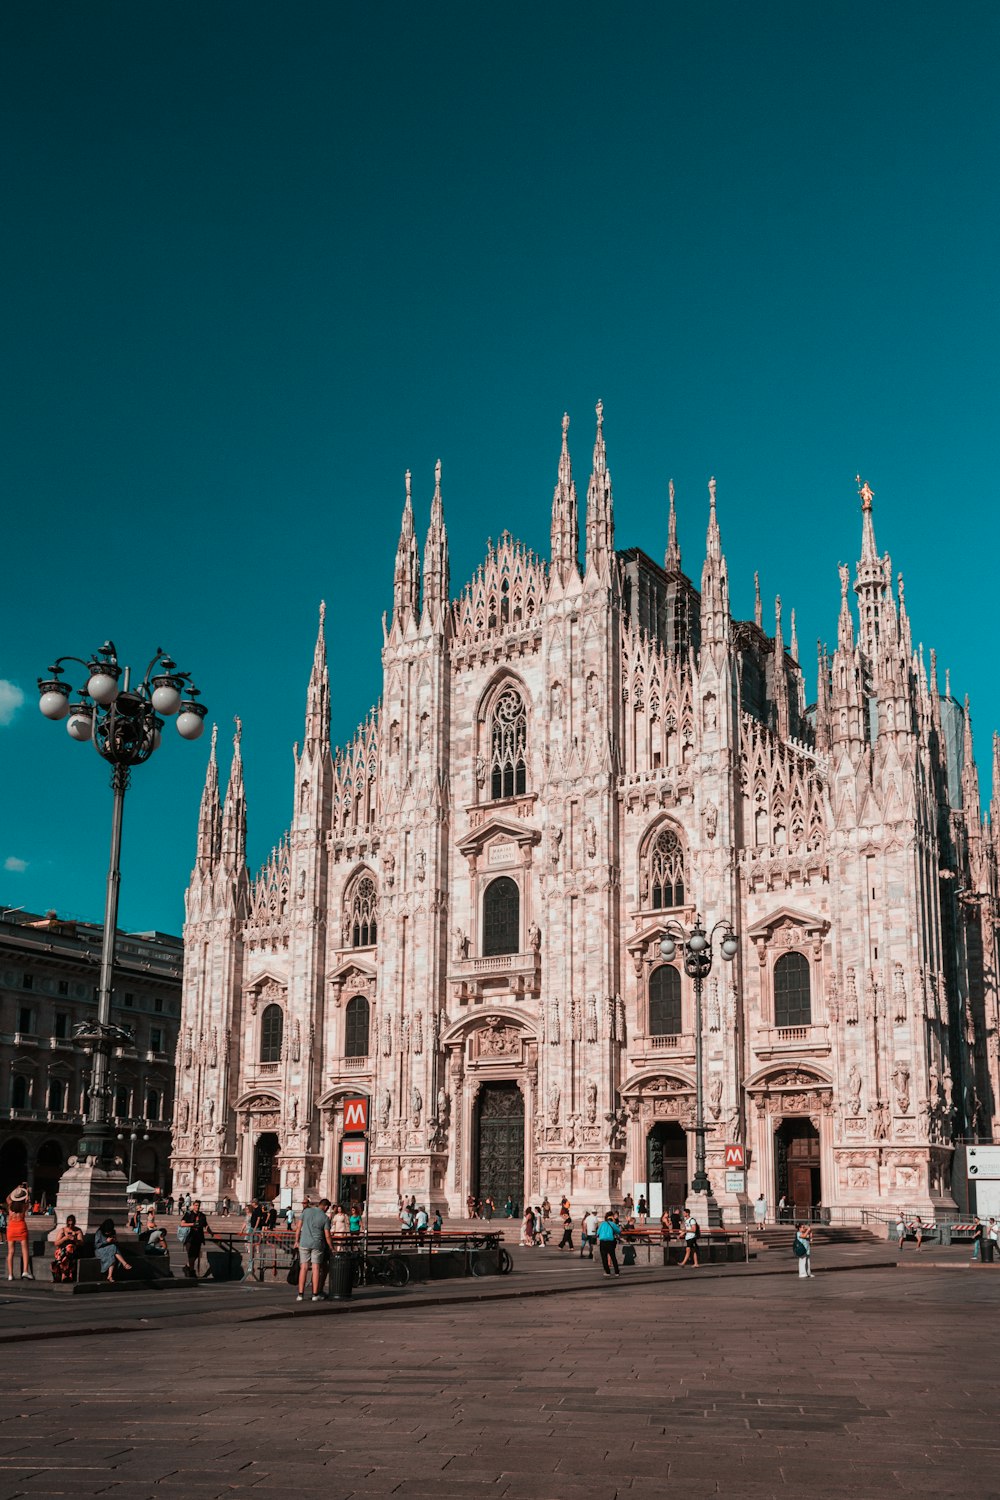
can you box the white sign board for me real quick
[487,842,517,868]
[967,1146,1000,1180]
[725,1171,746,1194]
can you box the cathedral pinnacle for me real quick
[664,479,681,573]
[392,470,421,628]
[195,721,222,871]
[422,460,450,627]
[305,599,330,747]
[753,571,762,629]
[584,399,614,581]
[550,411,579,586]
[221,715,247,870]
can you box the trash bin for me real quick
[328,1251,355,1300]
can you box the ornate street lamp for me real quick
[38,641,205,1183]
[659,914,739,1201]
[117,1123,150,1186]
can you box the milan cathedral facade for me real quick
[171,406,999,1217]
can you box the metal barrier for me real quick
[207,1229,509,1283]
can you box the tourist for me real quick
[533,1206,548,1245]
[296,1196,334,1302]
[637,1195,648,1226]
[680,1207,700,1268]
[349,1206,362,1236]
[971,1216,984,1261]
[145,1225,169,1259]
[415,1204,429,1237]
[597,1212,622,1277]
[794,1221,813,1278]
[5,1182,32,1280]
[331,1204,351,1240]
[520,1208,536,1247]
[659,1208,672,1240]
[94,1220,130,1283]
[622,1192,634,1218]
[265,1204,278,1231]
[400,1202,415,1232]
[754,1193,768,1227]
[895,1209,907,1248]
[580,1208,598,1260]
[432,1209,443,1234]
[50,1214,84,1283]
[466,1194,477,1219]
[777,1194,789,1222]
[503,1197,514,1218]
[179,1199,211,1278]
[483,1196,494,1221]
[221,1197,231,1217]
[987,1218,998,1262]
[557,1207,574,1251]
[541,1196,551,1221]
[912,1215,925,1251]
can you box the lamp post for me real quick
[118,1123,150,1186]
[659,914,738,1205]
[38,641,206,1197]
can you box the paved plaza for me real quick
[0,1261,998,1498]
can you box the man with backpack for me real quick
[680,1207,700,1267]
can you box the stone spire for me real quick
[549,412,579,586]
[753,571,762,629]
[699,477,730,646]
[221,716,247,870]
[584,399,614,581]
[422,459,450,628]
[790,607,799,664]
[664,478,681,574]
[814,642,831,753]
[773,595,790,740]
[853,475,892,661]
[990,732,1000,834]
[195,722,222,871]
[304,601,330,749]
[962,695,981,818]
[392,471,421,630]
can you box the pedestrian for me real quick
[793,1221,813,1277]
[349,1206,362,1236]
[432,1208,443,1234]
[222,1197,231,1217]
[971,1216,984,1261]
[179,1199,211,1278]
[777,1193,788,1222]
[623,1192,634,1218]
[557,1208,574,1251]
[331,1204,351,1240]
[466,1194,477,1219]
[504,1197,514,1218]
[400,1202,415,1232]
[597,1212,621,1276]
[483,1196,494,1221]
[295,1196,334,1302]
[265,1204,278,1231]
[753,1193,768,1228]
[5,1183,32,1280]
[520,1208,536,1247]
[541,1196,551,1221]
[680,1207,700,1268]
[415,1204,429,1237]
[580,1208,598,1259]
[94,1220,131,1282]
[637,1194,648,1226]
[895,1209,908,1248]
[912,1214,925,1251]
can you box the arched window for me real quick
[482,876,520,957]
[114,1087,130,1119]
[260,1003,284,1063]
[145,1088,161,1121]
[649,965,682,1036]
[11,1075,28,1109]
[47,1077,66,1112]
[649,827,685,910]
[774,951,811,1028]
[348,874,378,948]
[489,686,527,800]
[345,994,370,1058]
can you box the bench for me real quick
[74,1238,175,1287]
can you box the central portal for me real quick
[254,1132,280,1202]
[475,1082,524,1212]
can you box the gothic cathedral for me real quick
[171,405,999,1217]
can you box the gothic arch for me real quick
[637,816,687,911]
[343,865,379,949]
[476,673,530,802]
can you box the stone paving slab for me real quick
[3,1265,999,1497]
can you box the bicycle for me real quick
[352,1251,410,1288]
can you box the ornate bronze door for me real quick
[254,1132,280,1201]
[476,1083,524,1210]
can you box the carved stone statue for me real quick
[413,1010,423,1055]
[585,819,597,859]
[452,926,468,963]
[871,1099,890,1140]
[547,1083,560,1125]
[548,998,560,1045]
[378,1089,391,1129]
[703,801,719,840]
[707,980,721,1033]
[416,849,426,882]
[549,827,563,867]
[708,1075,723,1120]
[381,1013,392,1056]
[586,994,598,1044]
[891,1060,911,1114]
[411,1087,422,1128]
[383,850,395,888]
[845,968,859,1025]
[436,1087,449,1124]
[847,1062,863,1115]
[528,921,541,952]
[475,753,487,788]
[586,1080,598,1124]
[179,1097,189,1131]
[205,1096,214,1125]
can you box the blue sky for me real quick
[2,2,998,932]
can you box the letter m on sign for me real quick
[344,1097,368,1132]
[724,1144,745,1168]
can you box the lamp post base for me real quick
[55,1155,128,1234]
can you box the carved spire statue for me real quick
[195,723,222,871]
[422,459,450,628]
[584,399,614,581]
[550,411,580,586]
[221,716,247,870]
[392,470,421,628]
[664,478,681,573]
[304,600,330,748]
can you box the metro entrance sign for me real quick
[342,1141,366,1175]
[343,1097,368,1134]
[724,1143,745,1169]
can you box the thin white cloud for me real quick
[4,856,28,873]
[0,680,25,726]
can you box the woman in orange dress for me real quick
[5,1182,33,1280]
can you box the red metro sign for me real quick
[343,1097,368,1133]
[724,1143,746,1168]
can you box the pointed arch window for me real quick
[649,964,682,1036]
[11,1075,28,1109]
[348,874,379,948]
[489,686,527,800]
[774,951,811,1028]
[482,876,520,957]
[649,827,685,910]
[260,1003,284,1064]
[345,994,370,1058]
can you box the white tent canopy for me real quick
[126,1180,158,1195]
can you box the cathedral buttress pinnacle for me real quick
[699,477,730,647]
[392,471,421,631]
[422,460,449,629]
[584,399,614,583]
[664,478,681,574]
[549,412,579,587]
[773,595,790,740]
[304,600,330,750]
[221,716,247,872]
[195,722,222,872]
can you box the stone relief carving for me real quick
[410,1087,422,1128]
[708,1075,723,1120]
[845,967,859,1024]
[847,1063,863,1115]
[547,1084,560,1125]
[586,1080,598,1124]
[452,927,468,963]
[587,994,598,1044]
[891,1059,911,1114]
[528,921,541,952]
[477,1016,521,1058]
